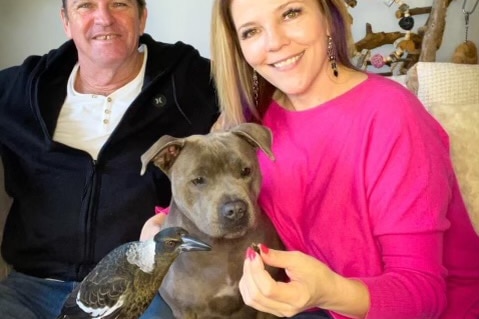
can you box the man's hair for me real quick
[62,0,147,16]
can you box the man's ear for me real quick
[139,7,148,35]
[60,8,72,39]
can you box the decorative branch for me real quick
[395,6,432,19]
[419,0,452,61]
[355,23,422,52]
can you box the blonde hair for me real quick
[211,0,355,131]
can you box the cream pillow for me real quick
[429,102,479,235]
[406,62,479,110]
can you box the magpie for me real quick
[57,227,211,319]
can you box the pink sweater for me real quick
[258,74,479,319]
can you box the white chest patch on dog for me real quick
[213,276,238,298]
[126,240,156,273]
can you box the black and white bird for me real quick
[57,227,211,319]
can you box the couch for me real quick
[1,62,478,280]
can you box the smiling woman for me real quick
[210,0,479,318]
[0,0,219,318]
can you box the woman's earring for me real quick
[327,36,339,77]
[252,70,259,107]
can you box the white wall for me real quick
[0,0,478,70]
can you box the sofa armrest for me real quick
[0,161,12,280]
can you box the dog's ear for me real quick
[140,135,185,175]
[230,123,275,161]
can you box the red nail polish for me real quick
[155,206,169,215]
[246,247,256,261]
[260,244,269,254]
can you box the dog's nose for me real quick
[221,200,247,222]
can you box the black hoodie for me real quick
[0,34,219,281]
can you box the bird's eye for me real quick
[165,240,175,248]
[241,167,252,177]
[191,177,205,185]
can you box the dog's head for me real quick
[140,123,274,239]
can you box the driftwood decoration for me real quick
[419,0,453,61]
[352,0,454,74]
[355,23,421,51]
[354,23,423,74]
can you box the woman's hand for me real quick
[239,245,370,318]
[139,209,168,241]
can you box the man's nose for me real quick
[95,4,115,25]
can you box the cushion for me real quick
[428,102,479,235]
[406,62,479,109]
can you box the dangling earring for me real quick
[252,70,259,107]
[327,36,339,78]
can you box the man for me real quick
[0,0,218,318]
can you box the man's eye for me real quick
[77,2,92,9]
[113,1,129,7]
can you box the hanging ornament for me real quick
[452,0,479,64]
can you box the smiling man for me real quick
[0,1,218,318]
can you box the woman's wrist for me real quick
[320,274,370,319]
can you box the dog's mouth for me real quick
[201,222,251,240]
[222,228,248,239]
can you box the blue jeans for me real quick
[0,271,174,319]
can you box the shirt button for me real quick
[107,97,112,102]
[103,119,109,124]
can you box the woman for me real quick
[209,0,479,318]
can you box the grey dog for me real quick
[140,123,283,319]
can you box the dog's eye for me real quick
[191,177,205,185]
[165,240,175,248]
[241,167,251,177]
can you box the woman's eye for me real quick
[191,177,205,185]
[240,28,259,40]
[283,8,302,20]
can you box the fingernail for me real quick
[246,247,256,261]
[260,244,269,254]
[155,206,169,215]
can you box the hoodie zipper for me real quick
[78,158,98,280]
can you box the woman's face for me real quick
[231,0,331,105]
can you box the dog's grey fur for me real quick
[141,123,282,319]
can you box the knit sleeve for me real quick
[352,90,451,318]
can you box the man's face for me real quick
[61,0,147,67]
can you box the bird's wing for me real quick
[58,246,135,318]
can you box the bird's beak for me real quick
[179,235,211,252]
